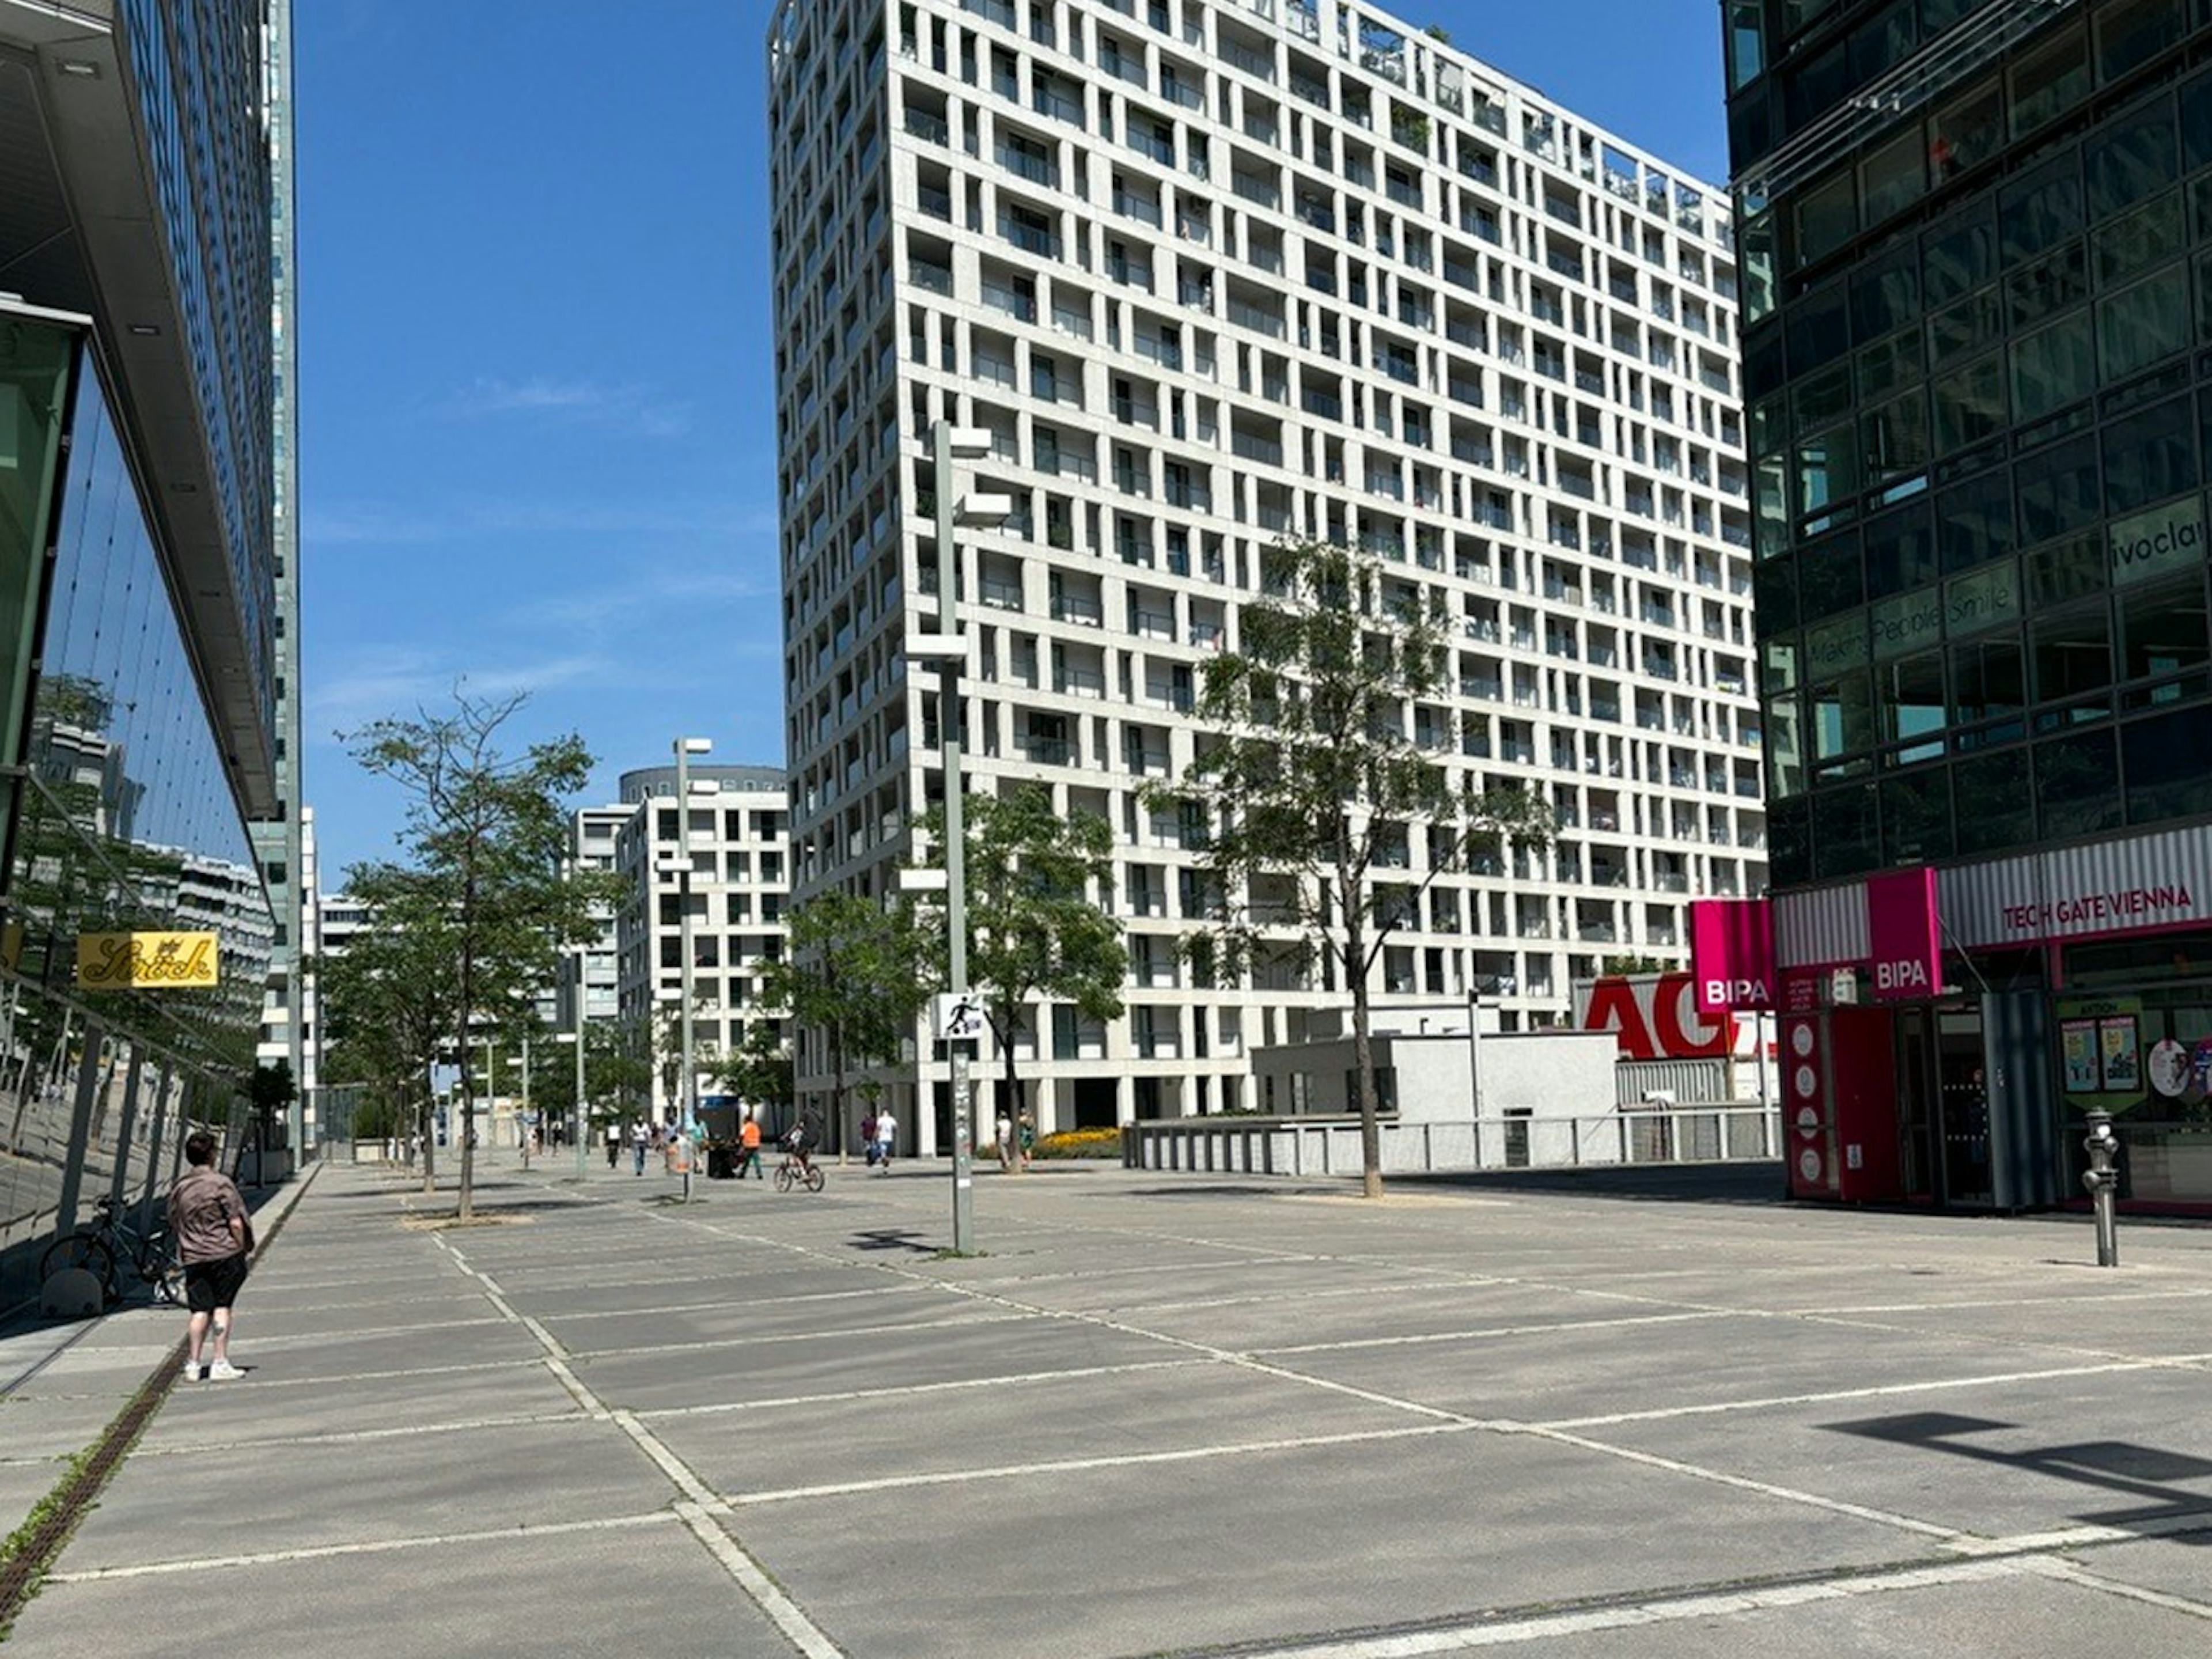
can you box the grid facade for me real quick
[612,767,791,1119]
[771,0,1760,1138]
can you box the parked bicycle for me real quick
[41,1194,184,1304]
[772,1152,824,1194]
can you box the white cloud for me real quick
[437,375,692,438]
[309,643,614,736]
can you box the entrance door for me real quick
[1895,1008,1938,1201]
[1937,1009,1993,1207]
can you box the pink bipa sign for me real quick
[1689,897,1775,1014]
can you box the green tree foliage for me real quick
[316,866,460,1188]
[529,1014,654,1139]
[717,1019,796,1125]
[1153,540,1553,1198]
[763,890,925,1153]
[921,785,1125,1150]
[344,690,608,1218]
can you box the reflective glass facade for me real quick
[1,337,271,1304]
[1732,0,2212,887]
[118,0,279,730]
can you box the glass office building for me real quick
[1728,0,2212,1210]
[0,2,283,1306]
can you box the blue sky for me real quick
[300,0,1728,884]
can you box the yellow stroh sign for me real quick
[76,931,220,990]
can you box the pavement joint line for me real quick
[725,1421,1478,1507]
[1946,1509,2212,1555]
[1253,1309,1738,1357]
[1536,1357,2187,1429]
[435,1213,841,1650]
[193,1355,551,1391]
[237,1313,518,1349]
[1501,1421,1965,1543]
[127,1408,596,1456]
[542,1284,921,1322]
[634,1357,1214,1419]
[675,1501,846,1659]
[2021,1552,2212,1621]
[558,1310,1036,1362]
[1209,1555,2033,1657]
[41,1508,683,1584]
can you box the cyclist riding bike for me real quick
[780,1122,815,1176]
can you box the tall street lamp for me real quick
[906,421,1009,1255]
[671,737,713,1144]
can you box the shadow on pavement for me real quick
[1389,1161,1789,1205]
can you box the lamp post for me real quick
[906,421,1010,1254]
[671,737,713,1151]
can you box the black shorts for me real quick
[184,1252,249,1313]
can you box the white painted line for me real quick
[1233,1557,2030,1656]
[562,1310,1033,1361]
[1505,1423,1963,1543]
[676,1501,846,1658]
[730,1422,1474,1506]
[131,1410,593,1457]
[1540,1359,2173,1429]
[2020,1554,2212,1621]
[1257,1310,1734,1357]
[45,1510,680,1583]
[545,1285,921,1322]
[637,1358,1211,1420]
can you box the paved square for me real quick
[7,1157,2209,1657]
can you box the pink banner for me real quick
[1867,867,1941,1001]
[1689,898,1775,1013]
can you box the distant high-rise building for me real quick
[0,0,287,1300]
[769,0,1758,1149]
[1726,0,2212,1209]
[612,766,791,1121]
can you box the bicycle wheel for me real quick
[139,1234,184,1305]
[803,1164,824,1193]
[773,1163,794,1193]
[41,1231,114,1289]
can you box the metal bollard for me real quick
[2081,1109,2120,1268]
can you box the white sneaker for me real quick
[206,1359,244,1381]
[179,1361,203,1384]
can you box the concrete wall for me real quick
[1252,1030,1620,1124]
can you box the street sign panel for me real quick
[934,993,987,1041]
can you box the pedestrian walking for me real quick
[605,1120,621,1169]
[861,1112,878,1167]
[995,1112,1014,1171]
[168,1131,250,1382]
[873,1107,897,1172]
[734,1110,764,1180]
[1018,1110,1036,1168]
[631,1119,649,1176]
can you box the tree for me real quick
[717,1019,796,1128]
[529,1015,654,1146]
[344,690,605,1219]
[921,784,1125,1165]
[1156,540,1554,1198]
[316,868,460,1191]
[763,890,926,1155]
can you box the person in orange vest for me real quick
[733,1110,765,1181]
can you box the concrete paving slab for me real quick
[570,1313,1180,1413]
[676,1355,1408,1498]
[0,1394,123,1461]
[6,1522,800,1659]
[137,1355,581,1448]
[215,1320,552,1384]
[1584,1366,2212,1540]
[1483,1565,2202,1659]
[1119,1277,1696,1352]
[55,1416,669,1571]
[716,1427,1922,1659]
[535,1283,972,1355]
[0,1460,63,1529]
[1258,1310,2059,1423]
[2061,1527,2212,1605]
